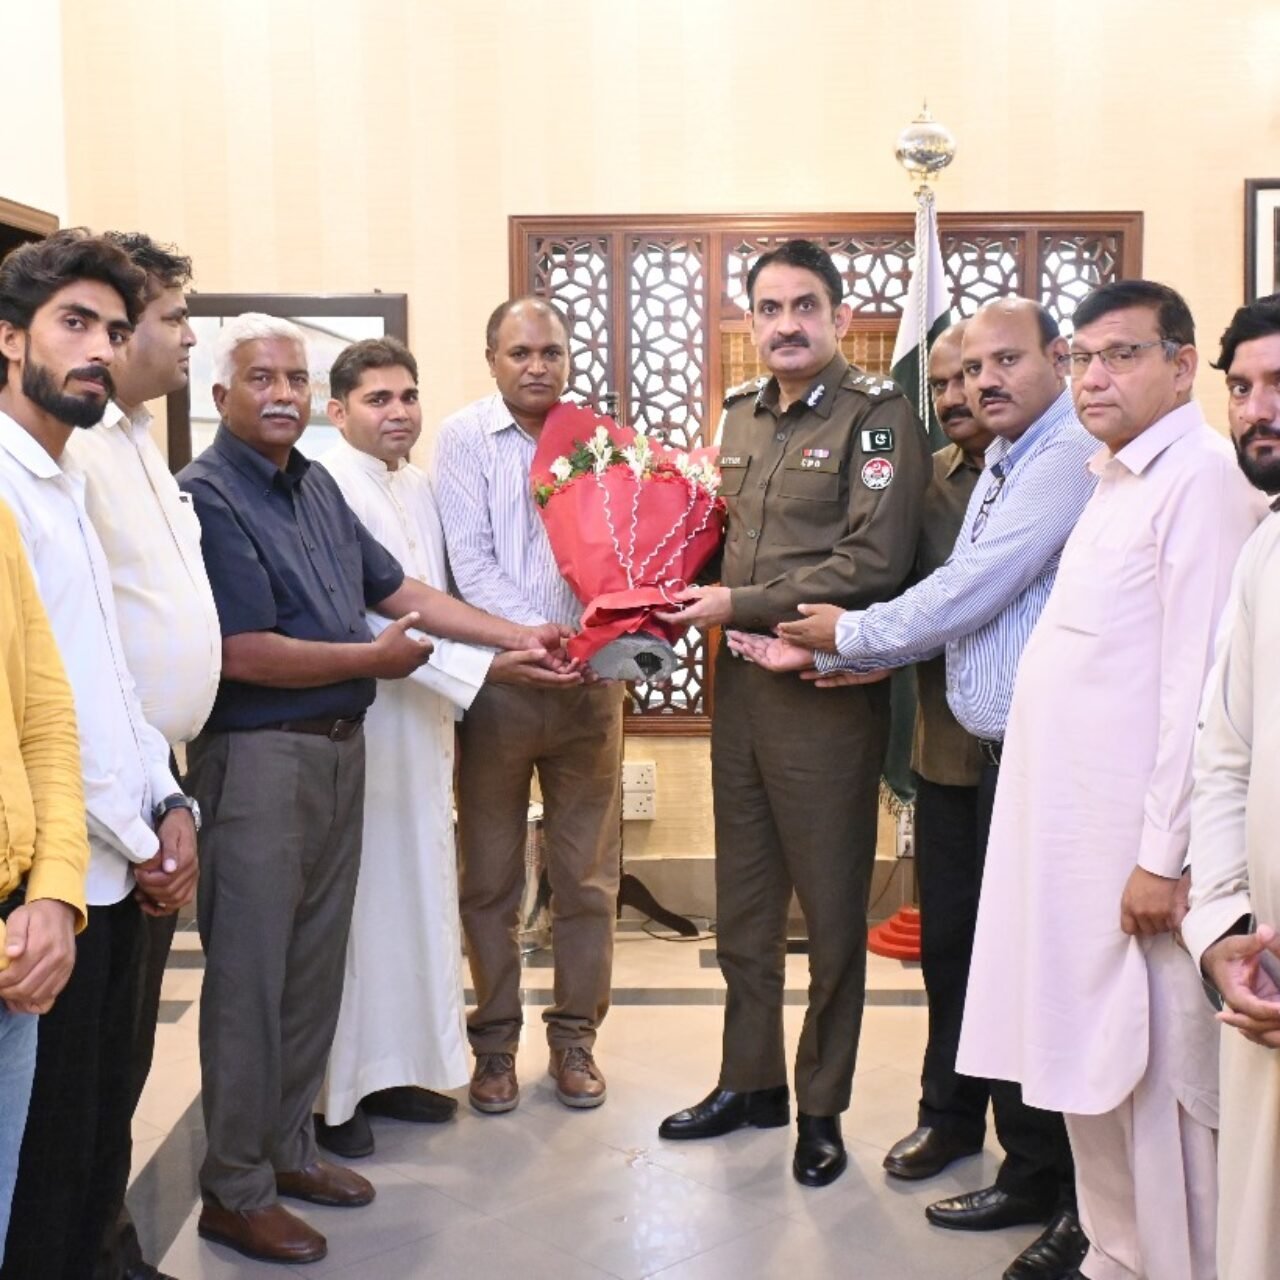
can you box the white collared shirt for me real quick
[431,393,581,628]
[0,410,178,905]
[62,402,221,745]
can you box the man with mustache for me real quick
[179,314,571,1264]
[0,230,196,1280]
[434,298,625,1115]
[63,232,217,1280]
[653,239,931,1188]
[731,296,1095,1279]
[1183,292,1280,1278]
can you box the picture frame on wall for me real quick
[1245,179,1280,302]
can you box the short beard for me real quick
[1234,432,1280,495]
[22,357,113,429]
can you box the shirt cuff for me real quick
[1136,822,1188,880]
[814,650,843,674]
[726,585,770,631]
[834,609,866,656]
[419,638,493,711]
[23,865,88,932]
[1182,893,1253,971]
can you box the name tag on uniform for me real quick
[860,427,894,452]
[720,455,747,468]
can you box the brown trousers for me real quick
[457,682,623,1054]
[187,727,365,1210]
[712,647,889,1116]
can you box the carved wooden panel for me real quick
[626,626,710,722]
[1038,232,1121,333]
[530,234,613,408]
[942,231,1024,316]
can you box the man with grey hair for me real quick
[180,313,573,1265]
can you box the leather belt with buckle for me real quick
[977,738,1003,767]
[265,715,365,742]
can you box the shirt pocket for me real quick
[1048,547,1115,636]
[717,457,750,498]
[779,452,841,502]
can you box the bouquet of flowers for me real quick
[531,403,725,682]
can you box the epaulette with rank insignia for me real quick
[844,371,903,401]
[722,375,768,406]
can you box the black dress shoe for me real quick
[314,1108,375,1159]
[1002,1208,1089,1279]
[793,1113,847,1187]
[658,1085,790,1140]
[926,1185,1054,1231]
[883,1125,984,1180]
[363,1085,459,1123]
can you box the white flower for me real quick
[674,451,692,476]
[621,445,645,478]
[592,425,612,449]
[549,456,573,483]
[585,425,615,474]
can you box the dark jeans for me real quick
[913,765,1075,1208]
[0,897,142,1280]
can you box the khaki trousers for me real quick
[188,728,365,1210]
[712,648,889,1116]
[457,682,623,1054]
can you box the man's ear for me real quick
[834,302,853,340]
[327,397,346,431]
[211,382,227,416]
[485,347,497,379]
[0,320,25,366]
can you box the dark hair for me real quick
[329,336,419,401]
[746,239,844,311]
[1033,304,1061,346]
[484,296,571,352]
[1073,279,1195,348]
[104,230,193,296]
[1214,293,1280,372]
[0,228,146,388]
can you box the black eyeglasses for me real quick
[970,463,1006,543]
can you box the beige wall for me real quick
[51,0,1280,857]
[8,3,67,218]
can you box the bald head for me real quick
[961,297,1067,441]
[485,296,569,353]
[485,295,572,431]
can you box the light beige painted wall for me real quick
[7,2,67,218]
[53,0,1280,857]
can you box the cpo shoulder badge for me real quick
[861,457,894,490]
[723,375,768,405]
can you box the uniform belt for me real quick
[262,714,365,742]
[977,738,1003,767]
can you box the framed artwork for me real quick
[1245,180,1280,302]
[165,292,409,471]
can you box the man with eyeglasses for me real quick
[959,281,1267,1280]
[730,294,1096,1280]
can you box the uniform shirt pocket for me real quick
[779,452,841,502]
[718,457,750,498]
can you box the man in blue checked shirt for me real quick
[730,296,1097,1280]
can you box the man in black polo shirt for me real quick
[180,314,572,1266]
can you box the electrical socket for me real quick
[622,760,657,791]
[622,790,657,821]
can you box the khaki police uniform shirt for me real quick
[719,352,931,631]
[910,443,985,788]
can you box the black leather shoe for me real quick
[658,1085,790,1140]
[363,1085,458,1124]
[793,1113,847,1187]
[1001,1208,1089,1279]
[883,1125,984,1180]
[314,1108,375,1159]
[926,1185,1054,1231]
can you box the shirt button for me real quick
[328,584,337,593]
[747,529,758,540]
[758,480,767,489]
[774,432,786,442]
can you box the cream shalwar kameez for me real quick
[318,439,492,1122]
[957,405,1267,1280]
[1183,509,1280,1280]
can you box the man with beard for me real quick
[653,239,931,1189]
[0,231,198,1280]
[731,296,1094,1279]
[63,232,219,1280]
[1183,292,1280,1278]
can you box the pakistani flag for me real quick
[880,199,953,811]
[889,200,952,449]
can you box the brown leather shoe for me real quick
[469,1052,519,1113]
[197,1202,326,1264]
[549,1046,607,1109]
[276,1158,375,1207]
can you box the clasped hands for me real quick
[1202,921,1280,1050]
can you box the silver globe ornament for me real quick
[894,106,957,190]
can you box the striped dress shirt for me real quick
[432,393,581,628]
[820,387,1098,740]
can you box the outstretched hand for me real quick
[775,603,845,653]
[725,630,814,673]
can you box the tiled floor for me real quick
[133,929,1037,1279]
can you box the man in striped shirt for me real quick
[433,298,625,1115]
[730,296,1096,1280]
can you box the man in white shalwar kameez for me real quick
[1182,293,1280,1280]
[315,338,577,1157]
[958,282,1268,1280]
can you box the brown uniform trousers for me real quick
[714,352,930,1117]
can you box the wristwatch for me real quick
[154,792,202,833]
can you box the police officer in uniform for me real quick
[655,239,930,1186]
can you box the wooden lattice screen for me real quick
[510,212,1143,734]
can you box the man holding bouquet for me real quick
[434,298,625,1115]
[656,240,930,1186]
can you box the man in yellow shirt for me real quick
[0,497,89,1264]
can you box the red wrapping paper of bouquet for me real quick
[531,403,724,662]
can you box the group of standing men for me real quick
[0,223,1279,1280]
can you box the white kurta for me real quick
[318,438,493,1121]
[958,405,1265,1116]
[1183,510,1280,1280]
